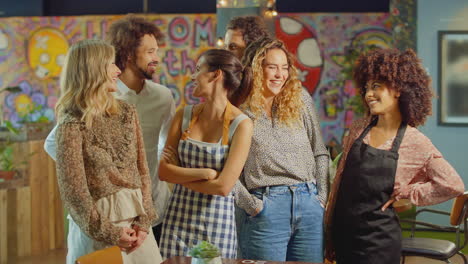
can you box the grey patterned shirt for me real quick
[235,89,329,215]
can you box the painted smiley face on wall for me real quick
[27,28,69,80]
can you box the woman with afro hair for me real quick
[324,48,464,264]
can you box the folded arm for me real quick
[158,108,218,184]
[182,118,253,196]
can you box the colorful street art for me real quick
[0,12,393,147]
[0,14,216,127]
[276,13,393,146]
[28,28,69,80]
[390,0,417,51]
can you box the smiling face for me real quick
[191,56,215,98]
[262,48,289,99]
[133,34,160,79]
[224,29,246,60]
[364,80,400,116]
[106,60,121,92]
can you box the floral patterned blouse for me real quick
[325,117,465,232]
[56,101,156,245]
[324,117,465,261]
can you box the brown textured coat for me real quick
[56,101,156,245]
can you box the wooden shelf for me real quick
[0,122,54,142]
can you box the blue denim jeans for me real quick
[237,182,324,262]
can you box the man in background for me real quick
[224,16,271,60]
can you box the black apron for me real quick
[332,119,406,264]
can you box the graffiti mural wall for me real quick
[0,13,393,146]
[276,13,393,146]
[0,14,216,127]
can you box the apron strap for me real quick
[355,117,407,153]
[181,101,233,146]
[221,102,232,145]
[356,117,377,142]
[180,104,204,140]
[390,122,407,153]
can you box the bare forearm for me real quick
[159,162,216,184]
[182,178,232,196]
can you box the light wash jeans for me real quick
[237,182,324,262]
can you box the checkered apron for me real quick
[160,103,246,259]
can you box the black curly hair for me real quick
[107,15,164,72]
[353,48,433,127]
[227,16,271,48]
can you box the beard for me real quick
[138,65,153,80]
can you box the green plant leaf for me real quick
[4,121,20,134]
[17,102,51,124]
[189,241,220,259]
[0,144,14,171]
[0,86,22,94]
[37,116,50,123]
[0,138,35,171]
[6,86,22,93]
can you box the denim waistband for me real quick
[251,182,316,196]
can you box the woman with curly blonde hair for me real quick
[55,39,162,264]
[234,38,329,262]
[325,48,464,264]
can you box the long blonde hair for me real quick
[56,39,120,128]
[242,38,303,127]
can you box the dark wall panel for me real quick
[277,0,390,12]
[2,0,389,17]
[44,0,143,16]
[149,0,216,14]
[0,0,43,17]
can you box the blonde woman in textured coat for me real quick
[55,39,162,264]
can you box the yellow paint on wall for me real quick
[14,94,33,116]
[27,28,69,80]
